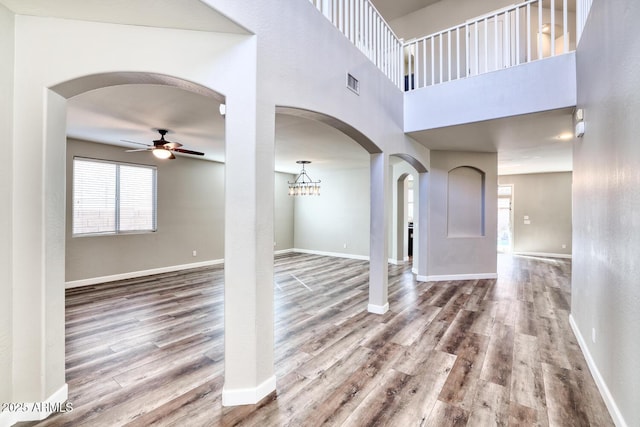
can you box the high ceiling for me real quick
[371,0,442,22]
[7,0,573,176]
[0,0,247,34]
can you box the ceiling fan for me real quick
[123,129,204,159]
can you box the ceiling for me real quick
[371,0,442,22]
[0,0,247,34]
[67,83,574,176]
[10,0,570,177]
[66,84,369,175]
[408,108,575,175]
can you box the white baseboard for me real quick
[274,249,294,256]
[416,274,428,282]
[6,383,69,425]
[368,302,389,314]
[388,258,405,265]
[222,375,276,407]
[293,248,369,261]
[425,272,498,282]
[569,315,628,427]
[65,259,224,288]
[515,251,572,259]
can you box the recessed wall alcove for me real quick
[447,166,485,237]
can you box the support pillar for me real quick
[222,97,275,405]
[368,152,389,314]
[416,172,429,281]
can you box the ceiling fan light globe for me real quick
[153,148,173,159]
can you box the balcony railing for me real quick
[309,0,404,89]
[404,0,578,90]
[310,0,593,92]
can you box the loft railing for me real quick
[404,0,580,91]
[308,0,404,89]
[576,0,593,42]
[309,0,593,93]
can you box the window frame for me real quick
[72,156,158,237]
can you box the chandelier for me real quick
[288,160,321,196]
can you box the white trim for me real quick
[569,315,628,427]
[65,259,224,288]
[388,258,405,265]
[514,251,572,259]
[293,248,369,261]
[412,267,418,275]
[221,375,276,407]
[7,383,69,424]
[368,302,389,314]
[425,272,498,282]
[416,275,429,282]
[0,409,14,427]
[274,248,294,255]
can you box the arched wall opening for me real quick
[274,106,392,314]
[46,71,228,417]
[389,154,429,281]
[61,77,227,285]
[8,15,272,421]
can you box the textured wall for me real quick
[499,172,572,255]
[573,0,640,425]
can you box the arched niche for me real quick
[447,166,486,237]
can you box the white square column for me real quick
[368,152,390,314]
[222,99,276,405]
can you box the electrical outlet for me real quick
[192,250,197,257]
[592,328,596,343]
[343,243,347,249]
[562,244,567,249]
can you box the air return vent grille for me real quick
[346,73,359,95]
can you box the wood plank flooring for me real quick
[20,253,613,426]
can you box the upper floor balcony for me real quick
[308,0,593,132]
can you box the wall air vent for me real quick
[346,73,360,95]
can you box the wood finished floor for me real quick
[22,253,613,426]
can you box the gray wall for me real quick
[429,151,497,277]
[0,1,13,410]
[66,139,295,283]
[274,172,295,251]
[66,139,225,282]
[573,0,640,425]
[294,167,370,257]
[499,172,572,255]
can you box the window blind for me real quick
[73,158,157,235]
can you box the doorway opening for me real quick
[497,184,513,252]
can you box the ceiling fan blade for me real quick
[121,139,150,147]
[168,152,176,160]
[173,148,205,156]
[125,148,150,152]
[164,142,183,149]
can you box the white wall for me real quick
[294,167,370,257]
[499,172,572,256]
[405,53,577,132]
[0,1,14,414]
[65,139,225,283]
[573,0,640,425]
[428,151,497,279]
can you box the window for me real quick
[73,157,157,235]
